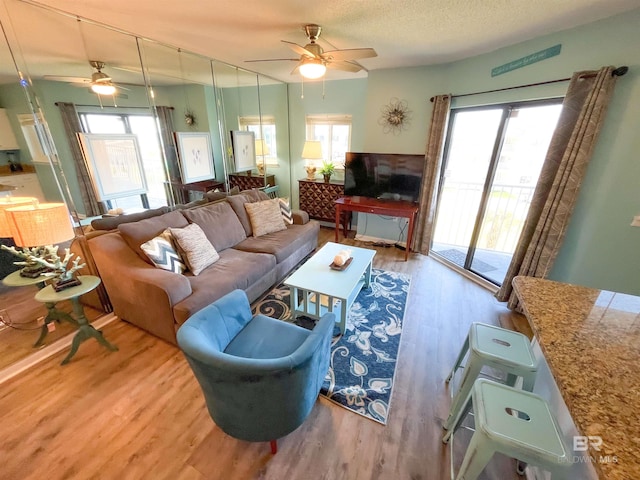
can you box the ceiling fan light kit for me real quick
[299,58,326,79]
[246,24,376,82]
[90,82,117,95]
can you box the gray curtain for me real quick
[496,66,619,308]
[56,102,103,216]
[414,94,451,255]
[155,106,181,204]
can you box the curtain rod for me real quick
[54,103,174,109]
[429,65,628,102]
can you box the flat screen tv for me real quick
[344,152,424,203]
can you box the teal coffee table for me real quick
[284,242,376,334]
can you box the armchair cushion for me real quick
[225,314,310,359]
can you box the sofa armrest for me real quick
[89,232,192,344]
[292,209,309,225]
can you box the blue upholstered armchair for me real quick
[177,289,335,453]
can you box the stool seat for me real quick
[471,323,536,369]
[449,379,570,480]
[444,323,538,431]
[475,380,567,462]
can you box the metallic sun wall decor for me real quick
[378,97,412,135]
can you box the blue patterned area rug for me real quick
[252,269,411,425]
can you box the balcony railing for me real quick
[433,181,535,254]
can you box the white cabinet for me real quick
[0,109,20,151]
[0,173,44,201]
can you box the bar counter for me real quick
[512,276,639,480]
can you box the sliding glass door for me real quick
[431,100,563,285]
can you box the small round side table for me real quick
[34,275,118,365]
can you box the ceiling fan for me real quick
[44,61,129,95]
[246,24,377,79]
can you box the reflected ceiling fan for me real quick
[44,61,131,95]
[246,24,377,79]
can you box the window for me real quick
[431,99,563,286]
[305,114,352,167]
[239,115,278,166]
[79,112,167,209]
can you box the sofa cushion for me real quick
[233,223,317,264]
[173,248,276,326]
[91,206,171,231]
[140,228,186,274]
[170,223,220,275]
[182,201,246,251]
[119,210,189,263]
[226,189,270,236]
[244,198,287,237]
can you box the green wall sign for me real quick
[491,44,562,77]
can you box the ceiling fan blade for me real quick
[322,48,377,62]
[43,75,90,84]
[245,58,300,63]
[290,61,304,75]
[327,61,362,73]
[282,40,318,58]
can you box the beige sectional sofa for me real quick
[84,189,319,344]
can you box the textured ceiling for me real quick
[3,0,640,84]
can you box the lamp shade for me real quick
[0,196,38,237]
[255,139,270,157]
[6,202,74,247]
[301,140,323,160]
[299,59,326,79]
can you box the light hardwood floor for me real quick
[0,286,104,370]
[0,228,527,480]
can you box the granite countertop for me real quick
[512,276,639,480]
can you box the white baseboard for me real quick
[0,314,118,384]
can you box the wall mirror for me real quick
[0,0,290,375]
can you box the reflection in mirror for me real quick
[0,0,151,373]
[0,0,292,375]
[140,39,224,204]
[213,63,268,191]
[258,75,290,199]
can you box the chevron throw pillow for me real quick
[141,228,186,274]
[279,197,293,225]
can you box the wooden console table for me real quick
[229,173,275,191]
[165,179,225,204]
[334,196,419,261]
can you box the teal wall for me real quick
[287,78,368,208]
[352,8,640,295]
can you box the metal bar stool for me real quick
[444,322,538,431]
[444,379,570,479]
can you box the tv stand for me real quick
[334,196,419,261]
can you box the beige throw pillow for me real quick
[244,198,288,237]
[170,223,219,275]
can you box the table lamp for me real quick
[0,196,38,238]
[255,139,270,176]
[302,140,323,180]
[4,202,83,289]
